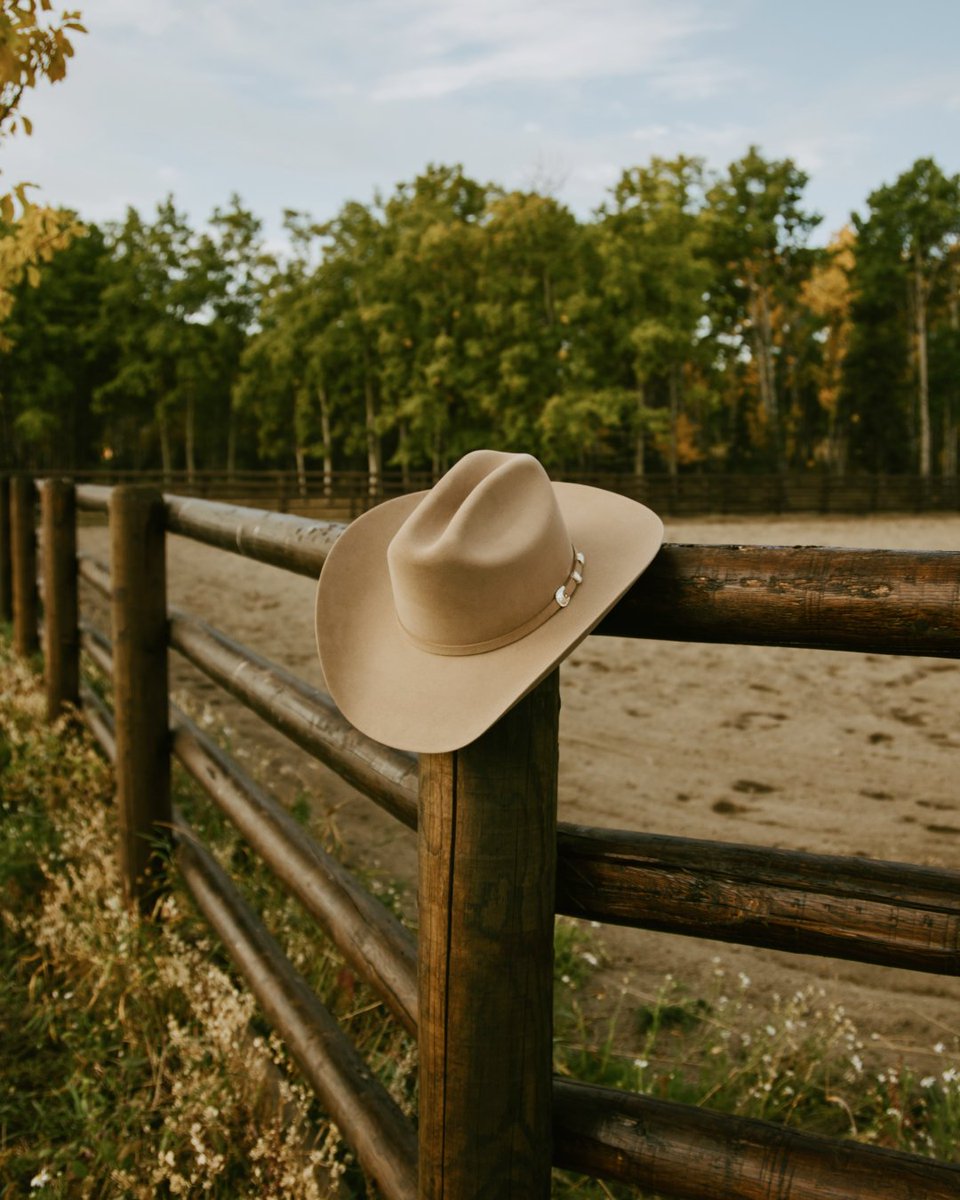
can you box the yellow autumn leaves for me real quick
[0,2,86,348]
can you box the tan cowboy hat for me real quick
[315,449,663,753]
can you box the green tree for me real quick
[378,164,489,475]
[0,219,113,467]
[95,198,225,474]
[201,195,270,474]
[704,146,821,470]
[591,156,713,473]
[850,158,960,477]
[475,189,586,457]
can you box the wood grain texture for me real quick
[163,493,344,578]
[10,476,38,656]
[553,1078,960,1199]
[557,826,960,973]
[41,479,79,718]
[418,671,560,1200]
[109,486,171,911]
[597,544,960,657]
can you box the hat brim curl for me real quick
[315,482,663,753]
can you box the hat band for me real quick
[399,547,585,657]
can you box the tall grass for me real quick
[2,633,958,1198]
[0,638,413,1197]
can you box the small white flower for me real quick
[633,1058,648,1070]
[30,1168,51,1189]
[921,1076,936,1088]
[934,1042,945,1054]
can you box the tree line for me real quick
[1,149,958,482]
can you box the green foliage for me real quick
[846,158,960,475]
[0,219,113,469]
[4,148,960,479]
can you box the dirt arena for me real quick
[78,512,960,1065]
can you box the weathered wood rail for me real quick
[3,473,960,1199]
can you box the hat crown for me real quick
[387,450,573,650]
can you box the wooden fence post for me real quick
[418,670,560,1200]
[0,475,11,624]
[10,476,38,658]
[110,485,171,912]
[41,479,79,719]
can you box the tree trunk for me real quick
[667,364,680,477]
[751,279,782,470]
[159,413,173,483]
[227,396,237,479]
[364,372,381,497]
[185,391,196,484]
[914,256,931,479]
[633,384,646,475]
[398,420,410,490]
[294,445,307,498]
[318,384,333,498]
[944,261,959,479]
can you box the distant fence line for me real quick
[16,468,960,519]
[2,473,960,1198]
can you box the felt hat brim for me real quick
[315,482,663,753]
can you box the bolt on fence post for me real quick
[0,475,11,624]
[109,485,171,912]
[41,479,79,720]
[10,476,38,658]
[418,669,560,1200]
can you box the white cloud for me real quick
[369,0,729,100]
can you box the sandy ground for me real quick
[77,512,960,1065]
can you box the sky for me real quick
[5,0,960,251]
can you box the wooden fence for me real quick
[2,471,960,1198]
[26,467,960,519]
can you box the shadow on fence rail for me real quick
[2,471,960,1198]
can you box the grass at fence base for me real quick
[0,639,415,1198]
[2,636,959,1199]
[551,929,960,1197]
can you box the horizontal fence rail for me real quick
[166,610,419,828]
[6,475,959,1199]
[552,1079,960,1200]
[85,496,960,659]
[171,712,419,1036]
[598,544,960,656]
[556,826,960,974]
